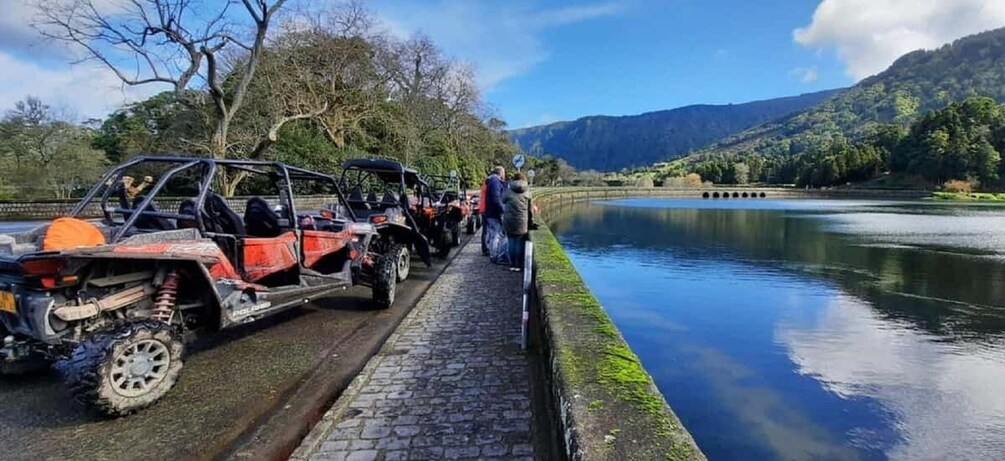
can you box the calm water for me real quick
[549,198,1005,461]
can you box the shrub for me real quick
[943,179,973,193]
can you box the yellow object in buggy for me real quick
[43,217,106,251]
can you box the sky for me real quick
[2,0,1005,127]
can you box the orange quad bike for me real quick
[0,157,395,416]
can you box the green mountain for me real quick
[693,27,1005,163]
[508,89,843,171]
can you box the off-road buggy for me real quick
[339,159,455,277]
[426,173,476,239]
[0,156,398,416]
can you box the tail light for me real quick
[20,258,62,276]
[370,215,388,224]
[20,258,65,289]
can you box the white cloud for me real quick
[794,0,1005,80]
[0,51,163,121]
[790,66,819,83]
[371,0,623,90]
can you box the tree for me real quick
[0,97,107,198]
[37,0,292,194]
[733,163,750,184]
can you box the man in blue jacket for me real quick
[482,165,506,259]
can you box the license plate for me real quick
[0,291,15,314]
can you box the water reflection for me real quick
[550,199,1005,460]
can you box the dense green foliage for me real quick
[509,89,841,171]
[682,27,1005,188]
[0,98,108,199]
[684,97,1005,188]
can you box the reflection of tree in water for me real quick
[550,202,1005,340]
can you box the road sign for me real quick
[512,154,525,170]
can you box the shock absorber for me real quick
[152,271,179,324]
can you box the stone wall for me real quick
[529,188,708,461]
[0,196,340,220]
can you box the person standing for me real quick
[479,173,490,255]
[482,166,507,261]
[503,172,531,271]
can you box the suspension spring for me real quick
[152,271,180,324]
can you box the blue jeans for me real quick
[507,235,526,268]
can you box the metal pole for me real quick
[521,241,534,350]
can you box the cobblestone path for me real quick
[292,239,536,461]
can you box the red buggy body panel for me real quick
[243,232,298,282]
[302,229,354,268]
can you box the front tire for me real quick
[390,243,410,282]
[450,223,461,246]
[372,254,397,309]
[62,320,184,417]
[436,228,452,258]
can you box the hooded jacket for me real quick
[503,180,531,235]
[483,173,505,220]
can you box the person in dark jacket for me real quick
[503,172,531,271]
[482,166,506,260]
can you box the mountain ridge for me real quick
[508,88,844,171]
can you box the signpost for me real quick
[527,169,536,185]
[512,154,525,171]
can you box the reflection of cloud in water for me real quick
[778,295,1005,460]
[814,213,1005,255]
[678,345,860,461]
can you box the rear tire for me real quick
[372,254,397,309]
[61,320,184,417]
[390,244,410,282]
[466,218,475,235]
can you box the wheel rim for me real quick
[110,339,171,397]
[397,248,409,275]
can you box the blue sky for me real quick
[2,0,1004,127]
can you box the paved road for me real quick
[293,240,543,461]
[0,240,468,461]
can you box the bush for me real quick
[636,175,654,188]
[942,180,973,193]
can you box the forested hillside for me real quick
[681,27,1005,187]
[509,89,842,171]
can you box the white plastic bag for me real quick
[485,218,509,264]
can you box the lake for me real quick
[549,198,1005,461]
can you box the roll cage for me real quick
[70,156,356,243]
[338,159,437,208]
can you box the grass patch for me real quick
[932,191,1005,202]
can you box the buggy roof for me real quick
[341,159,424,186]
[342,159,419,175]
[119,155,339,182]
